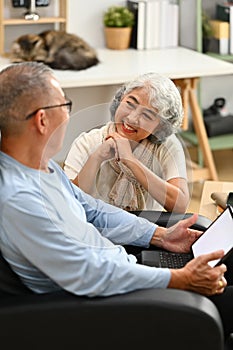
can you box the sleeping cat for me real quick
[10,30,99,70]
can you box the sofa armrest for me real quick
[0,289,224,350]
[130,210,212,230]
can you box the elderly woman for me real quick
[64,73,190,213]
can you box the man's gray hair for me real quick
[109,72,184,143]
[0,62,54,131]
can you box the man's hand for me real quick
[168,250,227,296]
[150,213,202,253]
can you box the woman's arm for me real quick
[123,157,189,213]
[64,128,118,194]
[73,137,117,193]
[113,136,189,213]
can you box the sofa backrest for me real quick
[0,250,32,296]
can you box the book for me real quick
[209,20,230,54]
[216,2,232,21]
[127,0,146,50]
[127,0,138,49]
[159,0,169,48]
[128,0,179,50]
[216,2,233,54]
[145,0,160,49]
[209,38,229,55]
[210,19,230,39]
[166,1,179,47]
[137,1,146,49]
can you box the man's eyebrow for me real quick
[127,95,157,118]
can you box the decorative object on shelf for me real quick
[209,20,230,55]
[24,0,40,20]
[103,6,135,50]
[11,0,50,20]
[202,11,214,53]
[203,97,227,118]
[10,30,99,71]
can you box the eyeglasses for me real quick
[25,99,72,120]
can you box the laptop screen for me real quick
[192,206,233,267]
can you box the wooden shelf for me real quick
[2,17,66,25]
[180,130,233,167]
[0,0,67,55]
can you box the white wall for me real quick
[67,0,126,48]
[201,76,233,112]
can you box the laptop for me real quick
[141,205,233,269]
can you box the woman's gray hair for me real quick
[109,72,184,143]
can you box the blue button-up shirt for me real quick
[0,152,171,297]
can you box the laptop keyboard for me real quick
[159,251,192,268]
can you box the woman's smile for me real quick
[121,121,137,134]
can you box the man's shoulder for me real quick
[0,153,24,201]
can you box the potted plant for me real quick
[202,12,214,53]
[103,6,135,50]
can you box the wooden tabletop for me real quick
[1,47,233,88]
[199,181,233,221]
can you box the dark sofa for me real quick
[0,211,231,349]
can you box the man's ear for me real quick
[34,109,48,134]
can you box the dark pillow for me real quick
[204,115,233,137]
